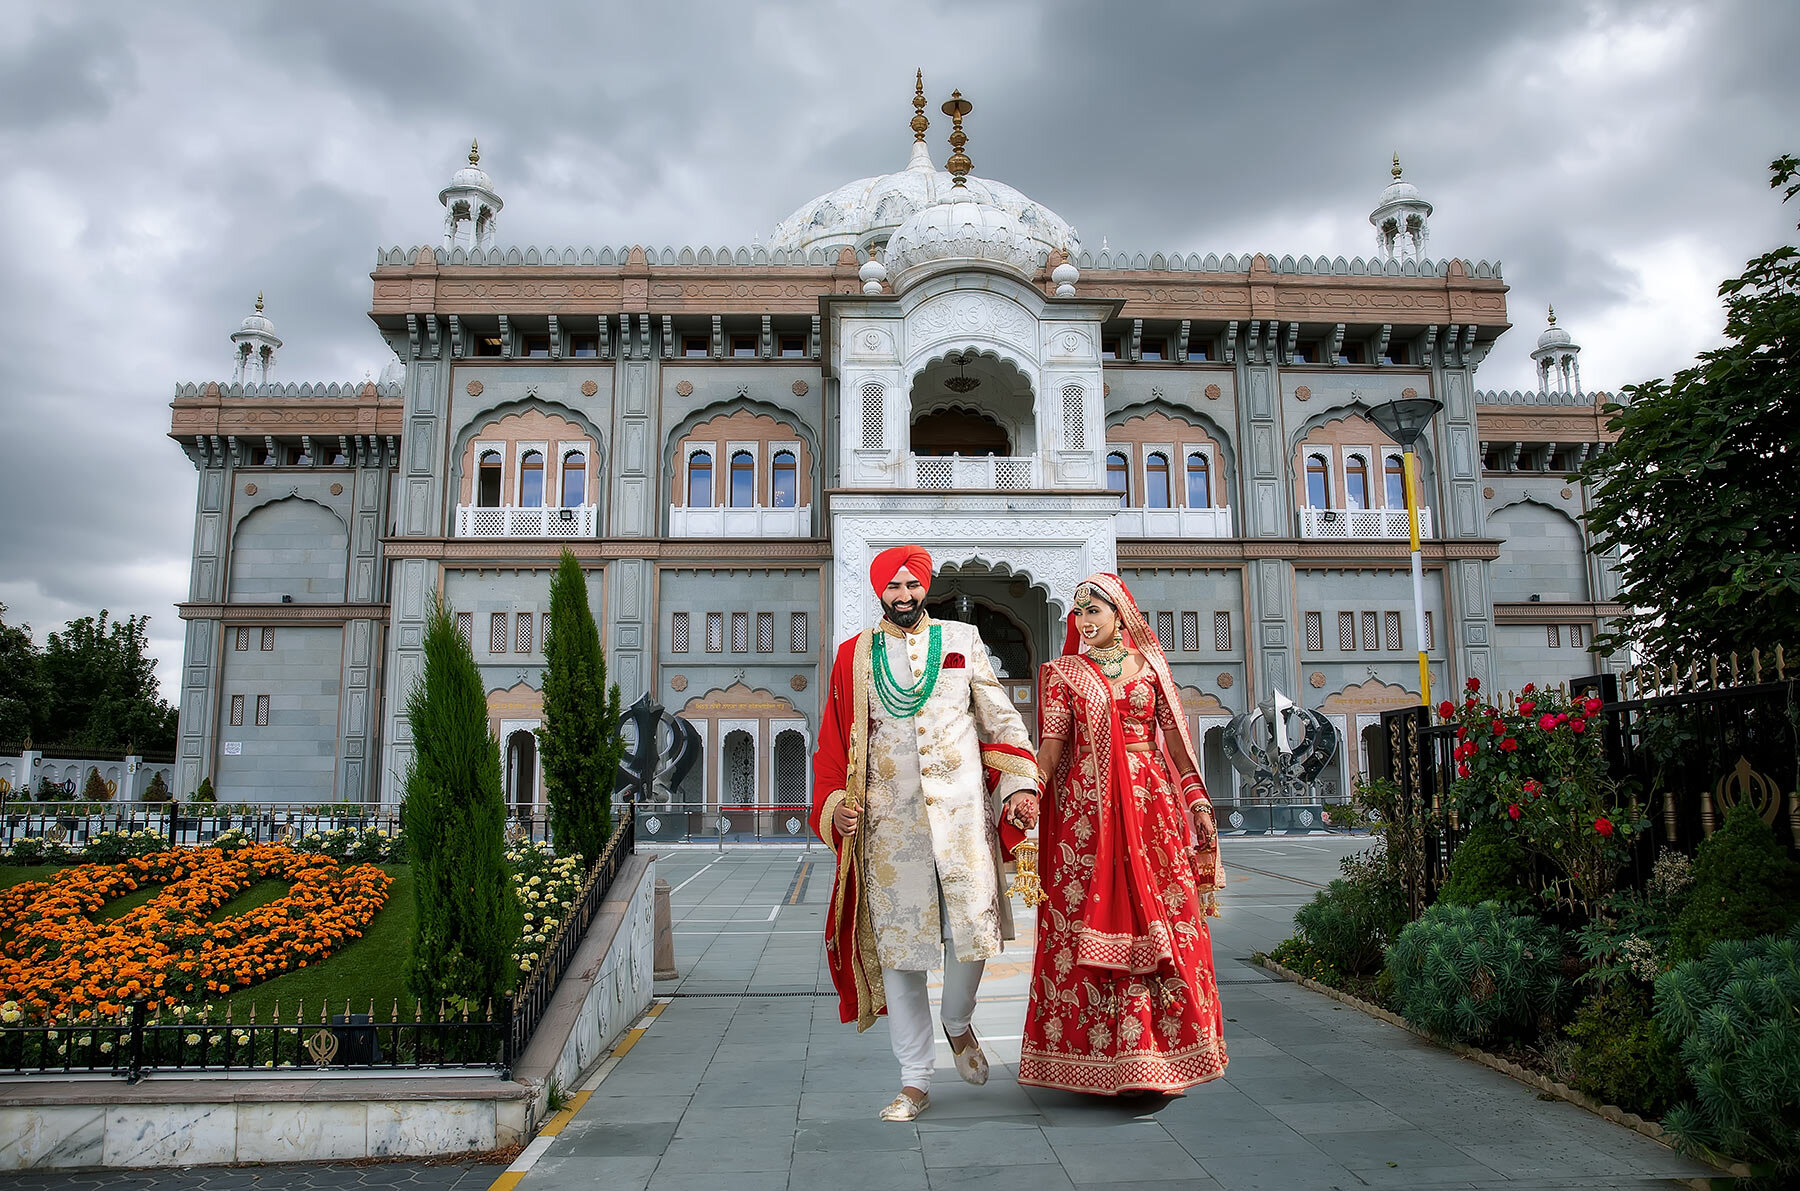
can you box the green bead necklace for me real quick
[872,625,943,718]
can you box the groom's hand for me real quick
[1004,791,1039,830]
[832,801,860,837]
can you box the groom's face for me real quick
[881,567,928,628]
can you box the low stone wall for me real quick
[0,854,658,1170]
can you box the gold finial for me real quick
[1547,304,1557,325]
[1391,152,1403,179]
[942,89,973,187]
[255,291,264,313]
[469,138,480,165]
[911,70,929,143]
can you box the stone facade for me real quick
[168,117,1622,810]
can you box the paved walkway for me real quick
[509,837,1719,1190]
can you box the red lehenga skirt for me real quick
[1017,673,1228,1094]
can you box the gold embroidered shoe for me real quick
[946,1025,990,1085]
[878,1089,929,1121]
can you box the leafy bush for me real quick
[1353,775,1437,921]
[79,829,170,863]
[507,839,584,974]
[4,835,74,864]
[33,776,62,802]
[1293,843,1407,975]
[1564,983,1689,1118]
[1268,936,1346,988]
[1385,900,1566,1044]
[1672,801,1800,962]
[192,777,216,804]
[1437,823,1532,907]
[1655,926,1800,1176]
[1574,850,1694,991]
[80,768,112,802]
[140,772,172,803]
[290,826,405,864]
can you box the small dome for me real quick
[1371,154,1432,221]
[1537,307,1574,351]
[885,193,1039,289]
[379,355,407,387]
[1378,177,1422,207]
[440,139,500,204]
[234,293,276,338]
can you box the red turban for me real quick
[869,545,933,595]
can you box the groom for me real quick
[810,545,1040,1121]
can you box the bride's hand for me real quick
[1004,791,1040,830]
[1190,802,1216,850]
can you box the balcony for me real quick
[455,504,597,538]
[1114,506,1234,538]
[909,454,1040,490]
[668,504,811,537]
[1299,506,1432,540]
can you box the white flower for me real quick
[186,1033,201,1045]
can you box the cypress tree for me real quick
[537,549,625,866]
[403,596,522,1009]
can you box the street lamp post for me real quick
[1368,397,1444,708]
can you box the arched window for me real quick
[1145,452,1171,509]
[774,729,807,811]
[771,450,797,508]
[1107,451,1130,506]
[477,450,503,507]
[730,450,755,508]
[1305,453,1330,509]
[1385,454,1407,508]
[1346,454,1370,510]
[723,729,755,809]
[1186,451,1211,508]
[519,450,545,508]
[687,451,713,507]
[560,451,586,507]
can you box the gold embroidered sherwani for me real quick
[856,615,1036,970]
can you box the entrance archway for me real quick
[926,562,1049,732]
[907,348,1037,459]
[505,729,537,818]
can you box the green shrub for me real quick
[1655,926,1800,1176]
[1385,900,1565,1044]
[192,777,216,804]
[1564,983,1689,1118]
[1269,936,1346,988]
[1293,844,1407,975]
[1672,801,1800,962]
[80,768,111,802]
[4,835,73,864]
[141,771,172,803]
[1437,823,1532,907]
[1574,850,1694,991]
[538,550,624,866]
[33,776,62,802]
[79,829,169,863]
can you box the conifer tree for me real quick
[537,550,625,866]
[403,597,522,1009]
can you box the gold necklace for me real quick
[1086,638,1129,679]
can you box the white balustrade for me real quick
[1113,506,1235,538]
[667,504,812,537]
[455,503,598,538]
[1298,506,1432,539]
[909,454,1040,490]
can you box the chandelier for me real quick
[943,351,980,393]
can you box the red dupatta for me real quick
[1041,573,1223,975]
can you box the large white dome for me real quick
[885,192,1040,289]
[770,141,1079,260]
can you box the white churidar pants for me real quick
[880,879,985,1092]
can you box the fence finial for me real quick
[1754,648,1763,684]
[1779,644,1787,680]
[1730,651,1740,685]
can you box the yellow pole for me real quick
[1403,446,1430,707]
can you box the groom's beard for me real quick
[882,596,925,629]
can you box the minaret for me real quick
[906,69,933,173]
[230,292,281,386]
[439,139,504,251]
[1531,306,1582,396]
[1370,153,1433,263]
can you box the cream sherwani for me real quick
[860,615,1036,970]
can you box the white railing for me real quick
[1298,506,1432,539]
[1113,506,1234,538]
[909,454,1040,490]
[455,504,598,538]
[668,504,812,537]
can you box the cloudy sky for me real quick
[3,0,1796,694]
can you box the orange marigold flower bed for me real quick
[0,843,391,1022]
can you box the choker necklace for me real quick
[1086,639,1129,679]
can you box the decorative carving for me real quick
[1103,383,1110,397]
[675,380,694,397]
[669,675,687,692]
[1483,486,1495,499]
[244,483,258,496]
[330,483,344,496]
[304,1028,340,1067]
[1401,387,1418,399]
[581,379,599,396]
[1561,487,1573,500]
[790,674,808,692]
[466,380,484,396]
[1204,384,1221,400]
[908,292,1035,347]
[1295,386,1311,401]
[1217,673,1234,689]
[792,379,809,396]
[1715,755,1780,825]
[1309,671,1326,688]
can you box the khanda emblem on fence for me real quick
[616,694,701,803]
[1222,690,1340,801]
[1714,755,1781,826]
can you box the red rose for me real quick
[1438,701,1456,719]
[1594,817,1613,836]
[1555,713,1569,724]
[1456,726,1468,741]
[1490,720,1505,736]
[1465,696,1478,709]
[1584,697,1603,716]
[1538,714,1558,732]
[1521,683,1536,695]
[943,653,967,669]
[1466,677,1481,692]
[1500,738,1519,752]
[1457,763,1471,778]
[1570,718,1587,734]
[1518,700,1536,715]
[1508,803,1521,820]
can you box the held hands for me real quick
[832,800,860,838]
[1003,791,1040,830]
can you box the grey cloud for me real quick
[0,14,137,129]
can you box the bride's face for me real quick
[1073,590,1121,649]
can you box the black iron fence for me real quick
[0,801,555,852]
[1380,667,1800,911]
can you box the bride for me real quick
[1017,573,1229,1096]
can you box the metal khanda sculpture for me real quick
[1221,689,1339,801]
[615,693,701,802]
